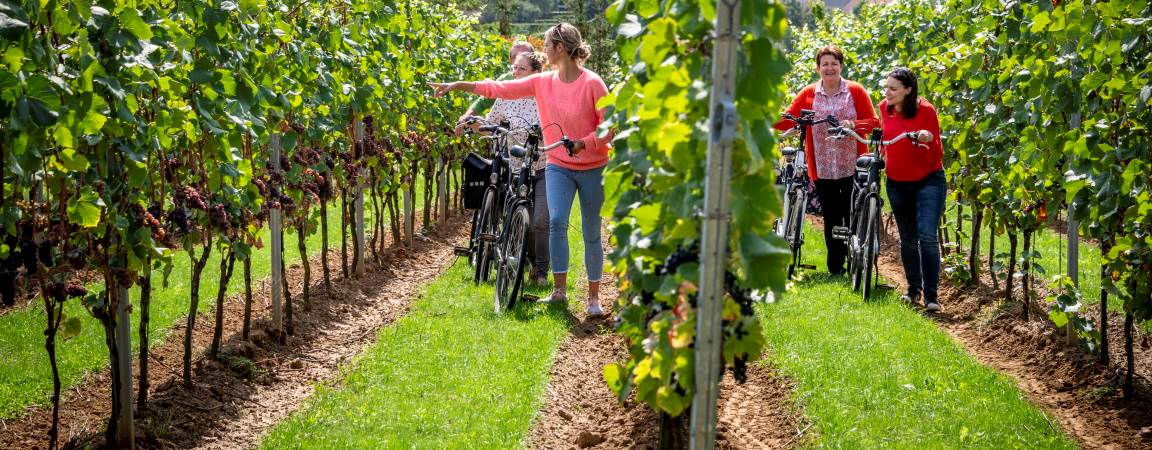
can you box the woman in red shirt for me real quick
[878,68,946,312]
[774,46,878,275]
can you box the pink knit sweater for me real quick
[474,67,611,171]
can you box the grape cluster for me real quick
[44,280,87,301]
[633,241,758,384]
[279,194,296,213]
[175,186,207,210]
[133,203,172,245]
[162,157,182,183]
[293,146,322,167]
[656,241,700,276]
[317,172,333,201]
[252,178,269,197]
[166,208,191,236]
[209,204,231,232]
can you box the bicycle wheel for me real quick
[787,187,806,279]
[849,199,867,293]
[787,186,806,278]
[468,208,481,266]
[473,189,497,284]
[495,205,529,313]
[861,197,880,302]
[775,187,791,237]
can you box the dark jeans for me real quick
[815,176,853,274]
[886,170,947,303]
[527,169,549,275]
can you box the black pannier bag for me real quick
[462,152,492,209]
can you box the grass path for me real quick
[942,207,1103,308]
[0,187,424,419]
[756,221,1076,448]
[259,208,592,449]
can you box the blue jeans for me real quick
[886,170,947,303]
[545,164,604,282]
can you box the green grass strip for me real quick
[943,206,1103,307]
[0,186,424,419]
[260,208,592,449]
[758,223,1075,448]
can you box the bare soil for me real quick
[527,240,805,449]
[870,214,1152,449]
[0,212,468,450]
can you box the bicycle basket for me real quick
[462,152,492,209]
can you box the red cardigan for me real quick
[773,80,878,180]
[878,98,944,182]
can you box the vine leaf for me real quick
[60,317,83,340]
[0,0,28,40]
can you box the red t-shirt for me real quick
[878,98,944,182]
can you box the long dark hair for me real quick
[886,67,919,119]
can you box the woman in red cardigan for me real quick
[878,68,946,312]
[774,46,878,275]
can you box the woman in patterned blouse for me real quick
[458,51,553,285]
[773,45,878,275]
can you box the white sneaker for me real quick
[925,301,941,312]
[541,291,567,304]
[586,297,604,317]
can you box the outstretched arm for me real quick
[430,81,478,97]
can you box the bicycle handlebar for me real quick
[826,127,928,149]
[541,137,574,153]
[477,124,508,134]
[780,111,841,129]
[462,116,576,157]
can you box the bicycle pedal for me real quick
[479,233,498,242]
[831,226,851,240]
[522,294,540,302]
[799,264,817,270]
[453,246,471,256]
[875,284,895,291]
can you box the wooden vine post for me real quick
[690,0,739,448]
[439,154,449,221]
[112,282,134,448]
[404,175,415,246]
[354,120,367,277]
[269,133,284,335]
[103,143,135,448]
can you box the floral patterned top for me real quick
[487,97,544,172]
[810,80,859,180]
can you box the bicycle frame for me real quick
[827,127,925,299]
[491,126,573,311]
[776,110,838,278]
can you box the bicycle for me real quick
[776,110,839,279]
[490,127,573,312]
[465,118,517,285]
[825,126,926,301]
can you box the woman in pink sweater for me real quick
[432,23,611,317]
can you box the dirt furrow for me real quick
[1,214,468,450]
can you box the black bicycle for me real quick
[826,126,926,301]
[776,110,839,279]
[466,118,517,285]
[491,127,573,312]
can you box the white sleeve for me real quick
[486,99,509,124]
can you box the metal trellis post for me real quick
[690,0,740,448]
